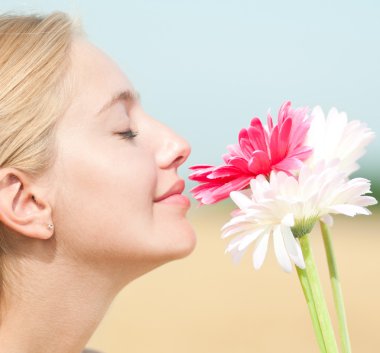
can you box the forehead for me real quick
[68,38,134,117]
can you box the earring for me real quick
[47,223,54,231]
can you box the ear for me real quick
[0,168,54,240]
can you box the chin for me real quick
[155,220,197,262]
[125,228,196,283]
[172,227,197,259]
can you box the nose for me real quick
[155,124,191,170]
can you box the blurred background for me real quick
[1,1,379,352]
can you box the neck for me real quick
[0,252,130,353]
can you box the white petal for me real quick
[230,191,252,209]
[221,215,250,231]
[252,232,270,270]
[281,213,295,227]
[221,224,255,239]
[225,233,249,252]
[231,230,267,252]
[273,226,292,272]
[282,225,305,269]
[307,106,375,175]
[250,175,271,201]
[307,107,327,156]
[328,204,371,216]
[355,196,377,207]
[325,108,347,154]
[237,228,266,251]
[228,247,247,264]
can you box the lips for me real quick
[154,179,186,203]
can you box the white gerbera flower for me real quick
[306,106,375,175]
[222,163,377,272]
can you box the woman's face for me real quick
[45,38,196,275]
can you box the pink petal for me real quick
[222,153,230,163]
[247,119,269,153]
[289,121,310,150]
[228,156,249,172]
[239,138,254,158]
[208,166,242,179]
[274,157,304,173]
[226,144,243,157]
[238,128,249,141]
[269,125,280,163]
[210,176,253,202]
[248,150,271,175]
[190,182,217,195]
[287,145,313,159]
[188,166,214,182]
[189,164,213,170]
[267,112,274,132]
[277,117,292,159]
[277,101,291,125]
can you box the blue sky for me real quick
[1,0,379,186]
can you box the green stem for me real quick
[299,234,339,353]
[296,265,327,353]
[320,221,352,353]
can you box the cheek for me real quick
[52,139,157,259]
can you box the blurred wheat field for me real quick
[88,204,380,353]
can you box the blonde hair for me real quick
[0,12,77,303]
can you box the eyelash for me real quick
[117,129,139,140]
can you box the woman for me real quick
[0,12,196,353]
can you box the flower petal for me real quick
[221,224,253,239]
[207,166,241,179]
[277,117,292,160]
[273,226,292,272]
[247,118,269,152]
[229,246,247,264]
[237,229,266,251]
[230,191,253,210]
[252,232,270,270]
[328,204,371,216]
[281,213,295,227]
[306,106,375,175]
[248,150,271,175]
[281,225,305,269]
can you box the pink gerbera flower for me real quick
[189,101,313,204]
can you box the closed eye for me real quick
[117,129,138,140]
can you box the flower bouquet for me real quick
[189,102,377,353]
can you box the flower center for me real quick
[291,216,319,238]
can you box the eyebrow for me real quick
[96,89,140,116]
